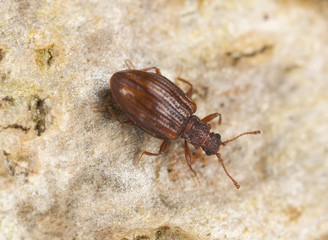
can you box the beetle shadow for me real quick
[94,87,111,107]
[94,87,146,143]
[94,87,128,121]
[94,87,177,170]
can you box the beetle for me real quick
[100,60,261,189]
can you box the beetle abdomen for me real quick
[110,70,196,139]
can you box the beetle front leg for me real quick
[136,139,168,164]
[184,140,200,186]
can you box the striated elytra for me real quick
[106,61,261,189]
[111,70,196,140]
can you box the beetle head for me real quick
[203,133,222,156]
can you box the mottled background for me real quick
[0,0,327,239]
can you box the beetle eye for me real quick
[215,133,221,141]
[205,150,213,155]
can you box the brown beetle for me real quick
[101,60,260,189]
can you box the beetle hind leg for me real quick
[125,59,136,69]
[137,140,168,164]
[124,59,161,74]
[140,66,162,75]
[106,106,134,125]
[175,66,193,98]
[176,77,193,98]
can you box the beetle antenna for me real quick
[216,153,240,189]
[222,130,261,146]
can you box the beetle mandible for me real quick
[102,60,261,189]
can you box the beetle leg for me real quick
[92,106,106,109]
[175,65,193,98]
[184,140,200,186]
[201,113,222,125]
[125,59,136,69]
[93,106,130,122]
[136,139,168,164]
[176,77,193,98]
[124,60,161,74]
[106,106,134,125]
[140,67,162,75]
